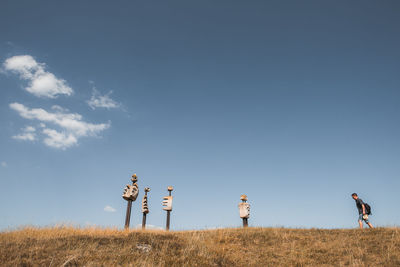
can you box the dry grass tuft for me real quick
[1,226,399,266]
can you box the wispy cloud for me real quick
[87,88,120,110]
[3,55,73,98]
[104,205,116,212]
[4,54,114,150]
[42,128,78,149]
[10,103,110,149]
[1,161,7,167]
[12,126,36,141]
[134,224,163,230]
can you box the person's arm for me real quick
[361,204,366,215]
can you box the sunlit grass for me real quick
[1,226,399,266]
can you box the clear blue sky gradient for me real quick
[0,1,399,230]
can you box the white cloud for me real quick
[104,205,116,212]
[3,55,73,98]
[51,105,69,112]
[42,129,78,149]
[10,103,109,137]
[10,102,110,149]
[12,126,36,141]
[134,224,163,230]
[1,162,7,167]
[87,88,120,110]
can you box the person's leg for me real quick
[365,219,373,228]
[358,214,364,229]
[364,217,373,228]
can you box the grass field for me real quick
[1,226,399,266]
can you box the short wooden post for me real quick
[166,210,171,231]
[125,200,132,229]
[243,217,248,228]
[142,213,147,230]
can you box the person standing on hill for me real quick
[351,193,373,229]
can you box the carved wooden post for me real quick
[141,187,150,230]
[162,186,173,231]
[122,174,139,229]
[125,199,132,229]
[238,194,250,228]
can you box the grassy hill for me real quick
[1,226,399,266]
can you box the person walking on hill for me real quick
[351,193,373,229]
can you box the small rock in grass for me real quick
[136,244,152,253]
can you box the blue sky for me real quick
[1,1,400,230]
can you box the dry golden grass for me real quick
[1,226,399,266]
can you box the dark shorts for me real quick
[358,214,370,224]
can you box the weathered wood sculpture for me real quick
[162,186,173,231]
[238,194,250,227]
[141,187,150,230]
[122,174,139,229]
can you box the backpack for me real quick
[365,203,372,215]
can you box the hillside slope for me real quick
[1,227,399,266]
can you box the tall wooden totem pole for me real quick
[141,187,150,230]
[162,186,173,231]
[122,174,139,229]
[238,194,250,228]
